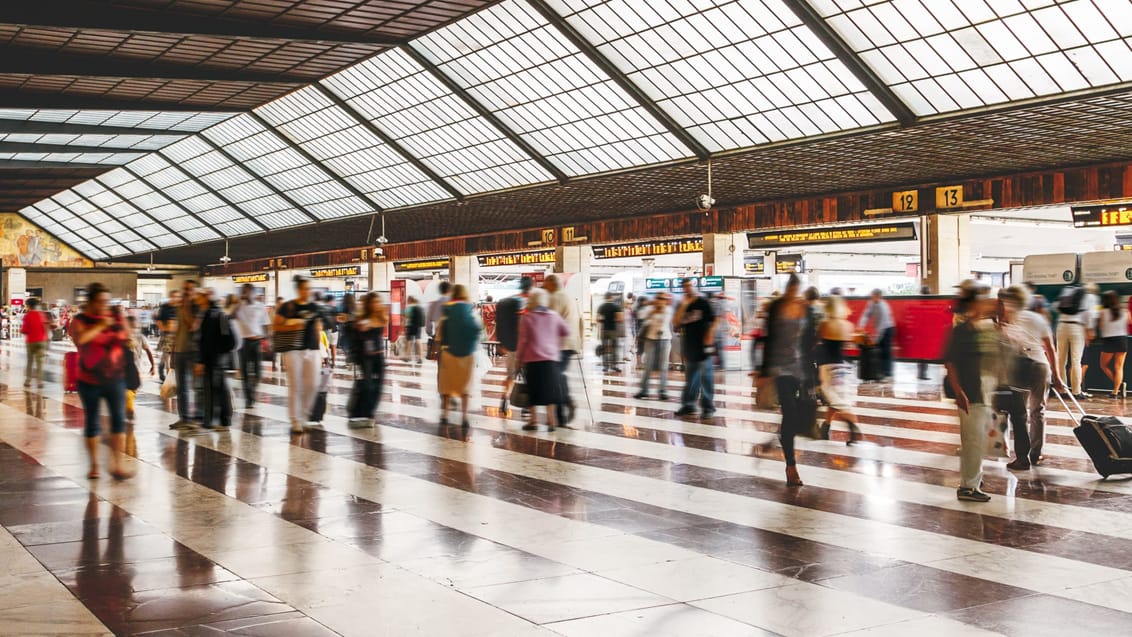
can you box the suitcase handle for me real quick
[1053,391,1087,426]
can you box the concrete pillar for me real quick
[371,261,394,293]
[921,214,971,294]
[703,232,746,277]
[555,244,591,329]
[450,255,480,301]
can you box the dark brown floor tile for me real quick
[57,554,241,594]
[135,611,336,636]
[81,579,293,635]
[946,593,1132,636]
[821,563,1032,612]
[27,533,194,570]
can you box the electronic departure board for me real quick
[591,237,703,259]
[748,223,916,249]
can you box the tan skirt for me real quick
[438,351,474,397]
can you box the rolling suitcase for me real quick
[1058,393,1132,478]
[63,351,79,393]
[309,365,332,422]
[857,344,881,382]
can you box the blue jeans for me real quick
[77,380,127,438]
[175,353,201,421]
[202,365,232,427]
[640,339,671,396]
[681,355,715,411]
[349,355,385,419]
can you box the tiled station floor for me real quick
[4,343,1132,636]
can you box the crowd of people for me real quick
[23,271,1132,503]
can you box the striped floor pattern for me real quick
[2,341,1132,636]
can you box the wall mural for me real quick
[0,214,92,268]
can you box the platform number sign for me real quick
[563,226,575,242]
[892,190,918,213]
[936,185,963,209]
[541,228,556,245]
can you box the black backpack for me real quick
[1057,286,1085,315]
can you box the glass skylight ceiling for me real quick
[67,182,158,254]
[49,190,132,257]
[161,136,308,232]
[20,201,107,260]
[201,114,376,221]
[807,0,1132,116]
[413,0,693,175]
[545,0,896,152]
[127,151,250,239]
[322,48,556,194]
[74,178,185,249]
[256,86,454,208]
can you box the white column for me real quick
[371,261,394,293]
[556,244,591,332]
[921,214,971,294]
[703,233,746,277]
[450,255,481,301]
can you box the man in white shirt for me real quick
[858,289,895,380]
[233,283,270,409]
[545,275,581,424]
[1000,286,1065,469]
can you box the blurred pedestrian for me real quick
[758,274,809,486]
[273,276,323,434]
[517,288,569,432]
[437,284,481,427]
[636,293,673,401]
[944,282,997,502]
[348,292,389,427]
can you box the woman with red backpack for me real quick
[69,282,133,480]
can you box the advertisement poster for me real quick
[844,296,954,361]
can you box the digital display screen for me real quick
[477,250,556,267]
[1073,204,1132,228]
[232,273,269,283]
[592,237,703,259]
[393,258,450,272]
[310,265,361,278]
[748,223,916,248]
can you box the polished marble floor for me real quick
[3,341,1132,636]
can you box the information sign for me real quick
[775,254,805,274]
[1072,203,1132,228]
[747,223,916,249]
[935,185,963,209]
[743,254,765,274]
[592,237,703,259]
[477,250,556,267]
[310,265,361,278]
[393,258,451,272]
[232,273,269,283]
[892,190,918,213]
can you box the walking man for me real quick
[233,283,269,408]
[675,279,717,417]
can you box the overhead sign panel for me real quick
[592,237,703,259]
[1072,203,1132,228]
[747,223,916,249]
[1081,251,1132,283]
[393,257,451,272]
[1022,253,1078,285]
[477,249,555,267]
[743,254,765,275]
[775,254,805,274]
[232,273,269,283]
[310,265,361,278]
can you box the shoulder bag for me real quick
[509,371,531,409]
[272,302,307,354]
[426,319,444,361]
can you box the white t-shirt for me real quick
[547,289,581,352]
[1011,310,1052,364]
[1098,308,1129,339]
[642,304,674,340]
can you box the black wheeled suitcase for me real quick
[1058,393,1132,478]
[857,344,881,382]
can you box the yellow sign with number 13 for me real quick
[936,185,963,209]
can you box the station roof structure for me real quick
[2,0,1131,263]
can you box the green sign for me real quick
[701,276,724,289]
[645,278,670,290]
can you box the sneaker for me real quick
[1074,392,1092,400]
[675,406,696,417]
[702,408,717,418]
[633,392,648,399]
[657,394,669,401]
[957,488,991,502]
[1006,459,1031,471]
[522,423,537,431]
[169,420,194,430]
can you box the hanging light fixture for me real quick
[219,239,232,264]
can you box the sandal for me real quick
[87,469,100,479]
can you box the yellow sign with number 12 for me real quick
[892,190,918,213]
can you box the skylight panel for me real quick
[810,0,1132,115]
[256,86,453,208]
[322,48,555,194]
[126,154,234,241]
[413,0,693,175]
[545,0,896,152]
[45,193,127,256]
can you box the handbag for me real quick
[427,320,444,361]
[271,302,307,354]
[509,372,531,409]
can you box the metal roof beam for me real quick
[0,141,159,154]
[194,134,319,226]
[779,0,916,126]
[525,0,711,161]
[125,161,247,238]
[0,119,210,136]
[311,83,465,202]
[0,159,121,169]
[401,45,569,185]
[0,3,404,46]
[246,110,386,213]
[0,52,307,85]
[0,91,250,113]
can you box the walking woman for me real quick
[635,293,674,400]
[1097,290,1129,398]
[758,274,812,486]
[336,293,357,368]
[817,295,862,445]
[348,292,389,427]
[437,284,482,426]
[273,276,323,434]
[944,283,998,503]
[517,288,570,432]
[70,283,133,480]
